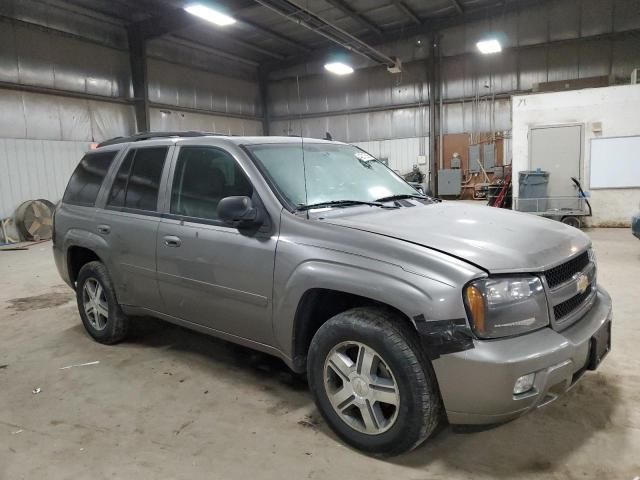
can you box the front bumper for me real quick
[632,214,640,239]
[432,287,612,425]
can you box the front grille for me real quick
[545,251,590,289]
[553,284,593,320]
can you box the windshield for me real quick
[246,143,418,208]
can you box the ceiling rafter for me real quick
[322,0,383,36]
[236,17,312,52]
[451,0,465,14]
[393,1,422,25]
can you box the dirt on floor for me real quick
[7,290,74,312]
[0,231,639,480]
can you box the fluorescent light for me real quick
[324,62,354,75]
[184,3,236,26]
[476,39,502,54]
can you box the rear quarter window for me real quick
[63,150,118,206]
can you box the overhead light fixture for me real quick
[476,39,502,54]
[184,3,236,26]
[324,62,354,75]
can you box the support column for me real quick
[128,28,150,133]
[428,35,439,197]
[258,66,270,136]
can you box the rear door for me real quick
[156,145,278,345]
[94,145,172,310]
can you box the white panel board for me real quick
[590,136,640,188]
[351,137,427,175]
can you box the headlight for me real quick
[464,276,549,339]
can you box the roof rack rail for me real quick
[97,131,225,148]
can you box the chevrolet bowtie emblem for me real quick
[576,273,589,294]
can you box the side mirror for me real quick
[217,196,260,228]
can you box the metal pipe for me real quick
[148,102,263,122]
[269,93,514,121]
[0,81,132,105]
[438,36,444,172]
[253,0,396,67]
[428,35,438,197]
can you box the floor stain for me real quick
[297,414,321,430]
[7,291,73,311]
[174,419,194,435]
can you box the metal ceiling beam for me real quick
[167,36,260,67]
[254,0,397,67]
[267,0,554,71]
[191,29,285,60]
[393,1,422,25]
[322,0,383,36]
[450,0,464,14]
[236,17,312,52]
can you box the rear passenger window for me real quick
[63,151,117,206]
[170,146,253,221]
[107,147,168,212]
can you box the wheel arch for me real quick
[62,229,111,288]
[67,245,104,287]
[276,260,440,373]
[290,288,418,372]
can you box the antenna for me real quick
[296,74,309,219]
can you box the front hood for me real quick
[321,202,590,272]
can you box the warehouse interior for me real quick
[1,0,640,478]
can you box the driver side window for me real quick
[170,146,253,221]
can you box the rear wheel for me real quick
[561,215,582,229]
[307,307,442,456]
[76,261,129,344]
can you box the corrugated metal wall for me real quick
[267,0,640,150]
[0,89,136,142]
[147,59,262,117]
[0,89,135,218]
[0,14,263,218]
[0,19,131,98]
[150,108,262,135]
[0,139,90,218]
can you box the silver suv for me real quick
[53,132,612,456]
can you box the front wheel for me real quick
[307,307,442,456]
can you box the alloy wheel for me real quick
[82,278,109,331]
[323,341,400,435]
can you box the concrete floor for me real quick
[1,229,639,480]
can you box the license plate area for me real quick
[587,320,611,370]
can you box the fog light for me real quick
[513,373,535,395]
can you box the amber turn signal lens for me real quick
[465,285,485,335]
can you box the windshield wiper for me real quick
[374,193,434,203]
[296,200,398,211]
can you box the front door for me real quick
[156,145,278,345]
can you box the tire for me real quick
[307,307,442,456]
[561,216,582,229]
[76,261,129,344]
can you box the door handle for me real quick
[97,224,111,235]
[163,235,182,247]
